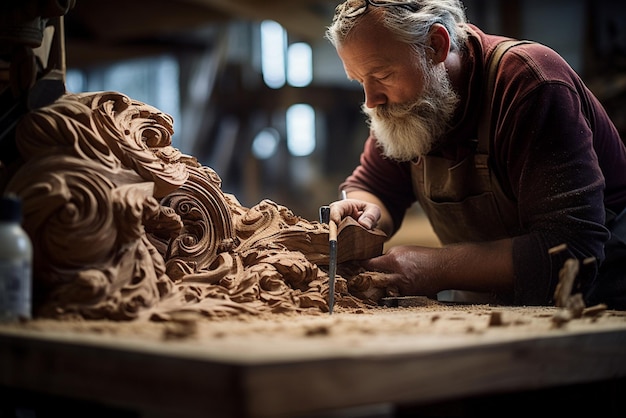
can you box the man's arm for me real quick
[333,190,515,298]
[361,238,515,298]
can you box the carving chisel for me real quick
[319,205,337,314]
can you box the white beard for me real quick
[362,62,459,162]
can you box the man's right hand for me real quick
[329,198,382,230]
[328,188,397,234]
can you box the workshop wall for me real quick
[61,0,626,221]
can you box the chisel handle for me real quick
[328,219,337,242]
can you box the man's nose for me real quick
[363,85,386,108]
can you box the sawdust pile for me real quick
[6,298,625,352]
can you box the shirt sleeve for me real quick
[497,81,610,305]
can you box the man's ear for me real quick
[428,24,451,63]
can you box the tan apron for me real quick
[410,136,520,304]
[410,143,519,245]
[410,40,531,303]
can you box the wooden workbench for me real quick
[1,303,626,417]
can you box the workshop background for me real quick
[60,0,626,222]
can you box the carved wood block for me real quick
[3,91,388,320]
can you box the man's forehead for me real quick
[339,18,404,62]
[342,11,392,46]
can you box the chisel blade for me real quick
[319,205,337,314]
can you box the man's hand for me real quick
[329,198,381,230]
[328,190,394,234]
[359,245,442,298]
[358,239,515,299]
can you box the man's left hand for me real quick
[359,245,442,298]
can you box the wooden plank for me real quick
[1,306,625,417]
[0,332,243,418]
[242,329,626,417]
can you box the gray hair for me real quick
[325,0,469,53]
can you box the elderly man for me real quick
[325,0,626,309]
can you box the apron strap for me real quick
[478,40,534,154]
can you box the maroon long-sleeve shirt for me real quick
[340,25,626,305]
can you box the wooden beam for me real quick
[65,0,230,43]
[186,0,334,41]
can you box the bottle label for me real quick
[0,259,32,321]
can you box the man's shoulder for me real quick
[467,24,574,84]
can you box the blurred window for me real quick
[286,104,315,157]
[260,20,286,89]
[66,55,181,146]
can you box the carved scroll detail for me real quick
[5,91,385,321]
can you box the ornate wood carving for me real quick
[4,91,387,320]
